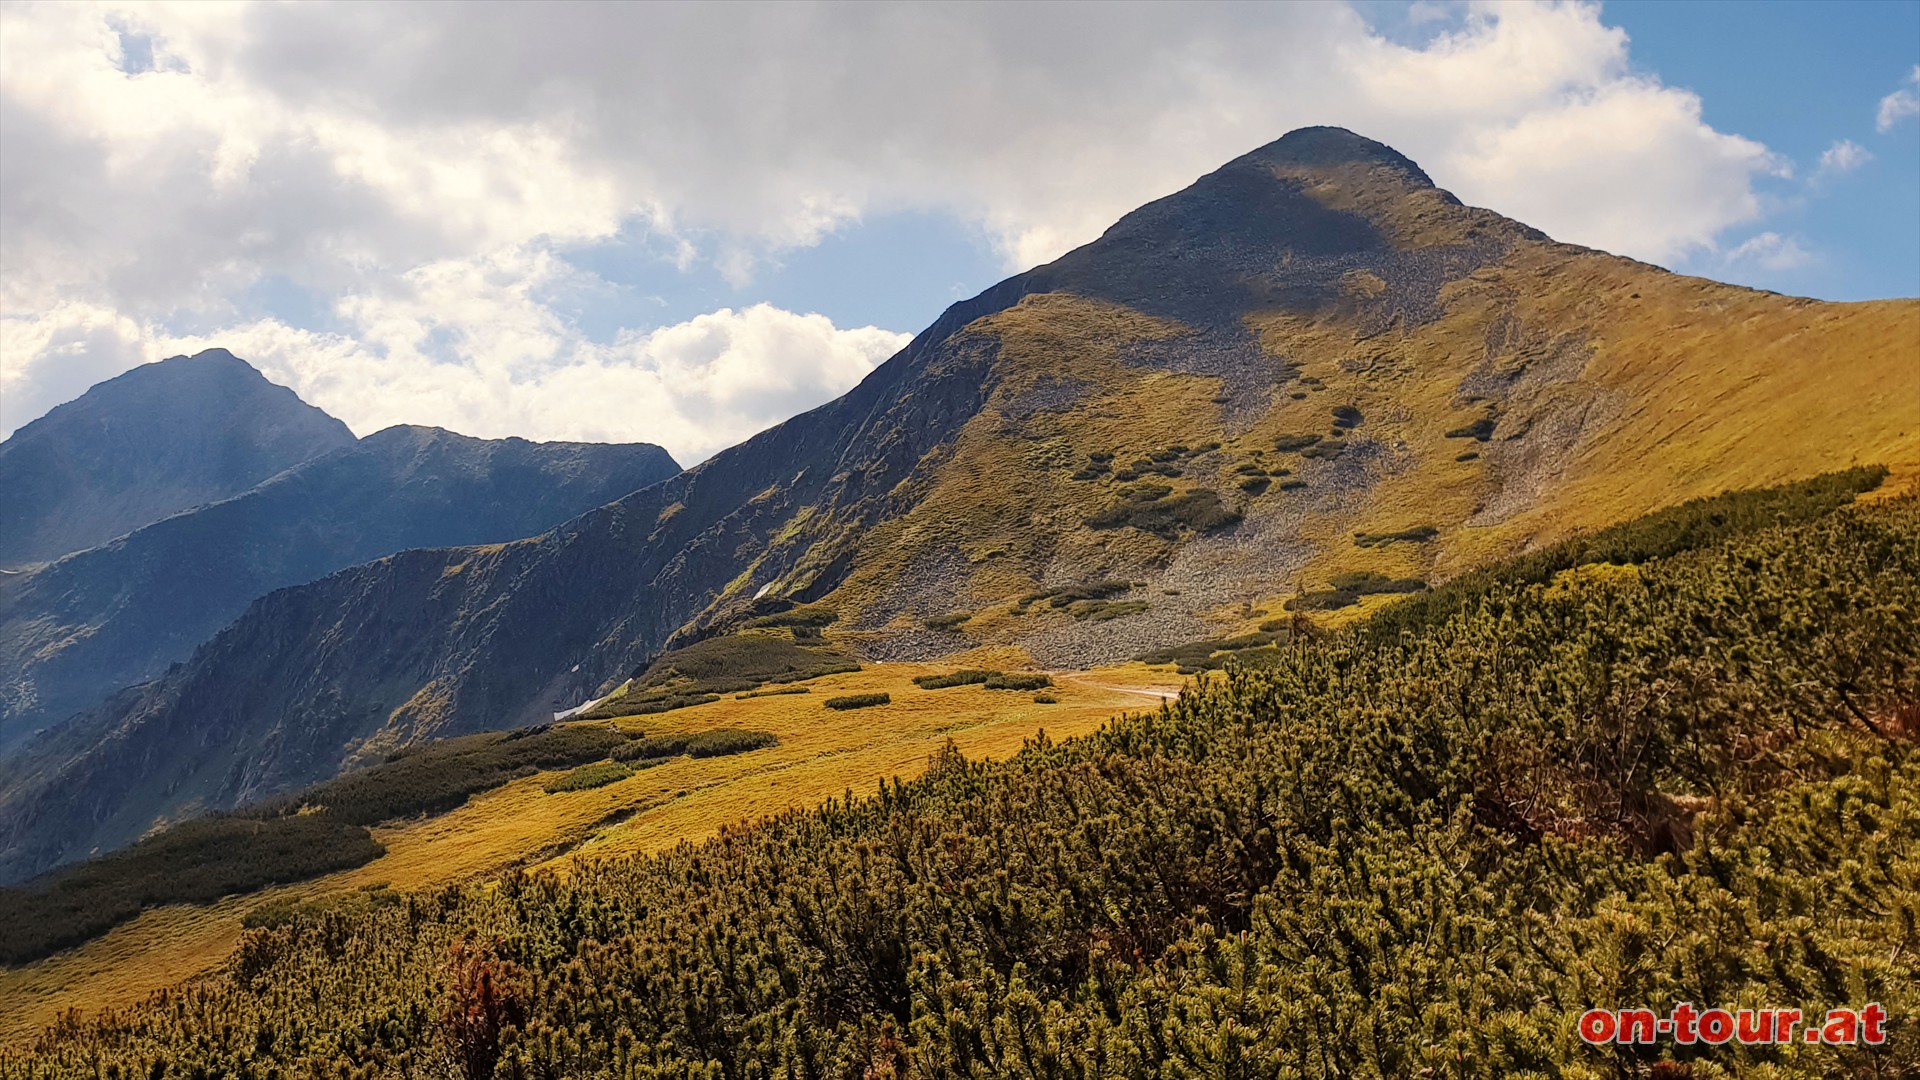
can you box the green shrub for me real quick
[242,884,401,932]
[743,604,840,629]
[276,723,637,826]
[1300,441,1347,461]
[544,761,632,794]
[0,815,384,964]
[1285,589,1361,611]
[984,673,1052,691]
[1068,599,1148,621]
[1331,405,1363,428]
[1272,433,1322,452]
[1032,694,1058,704]
[1286,572,1428,611]
[684,730,779,758]
[824,692,891,710]
[587,692,722,717]
[1446,416,1497,441]
[1354,525,1438,547]
[914,670,998,689]
[581,634,860,718]
[735,686,811,699]
[1238,476,1271,495]
[924,612,972,630]
[1137,627,1291,673]
[1085,487,1240,537]
[1364,466,1887,642]
[1278,479,1307,490]
[1011,581,1133,612]
[1455,450,1480,461]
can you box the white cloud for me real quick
[2,294,906,464]
[0,303,149,434]
[1,0,1803,453]
[1878,66,1920,132]
[1721,231,1813,272]
[1815,138,1872,179]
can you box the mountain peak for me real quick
[1012,127,1504,331]
[1237,126,1436,187]
[0,350,355,566]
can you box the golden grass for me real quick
[0,660,1181,1043]
[1234,245,1920,627]
[828,293,1230,624]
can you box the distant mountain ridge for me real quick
[0,350,355,566]
[1,126,1913,883]
[0,423,680,749]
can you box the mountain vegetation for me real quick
[0,349,354,567]
[4,475,1911,1076]
[0,423,679,749]
[577,631,862,721]
[2,125,1914,908]
[0,716,783,966]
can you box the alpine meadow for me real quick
[1,4,1918,1077]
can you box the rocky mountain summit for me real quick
[0,349,355,567]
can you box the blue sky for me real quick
[3,1,1916,461]
[1608,0,1920,300]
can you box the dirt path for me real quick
[1051,671,1185,703]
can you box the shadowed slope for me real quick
[0,425,679,748]
[0,350,355,566]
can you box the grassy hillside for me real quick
[813,256,1920,666]
[5,476,1912,1075]
[0,656,1175,1043]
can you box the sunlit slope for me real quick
[0,660,1178,1042]
[814,271,1917,656]
[806,139,1917,655]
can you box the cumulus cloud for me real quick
[4,298,906,464]
[0,303,150,434]
[1,0,1802,452]
[1878,66,1920,132]
[1815,138,1872,179]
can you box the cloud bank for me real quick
[1,1,1799,460]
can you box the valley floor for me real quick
[0,659,1181,1044]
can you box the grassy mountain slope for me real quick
[2,126,1914,886]
[6,481,1912,1074]
[0,349,355,567]
[0,656,1176,1042]
[0,424,679,749]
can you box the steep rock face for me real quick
[2,127,1915,883]
[0,425,680,749]
[0,350,355,566]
